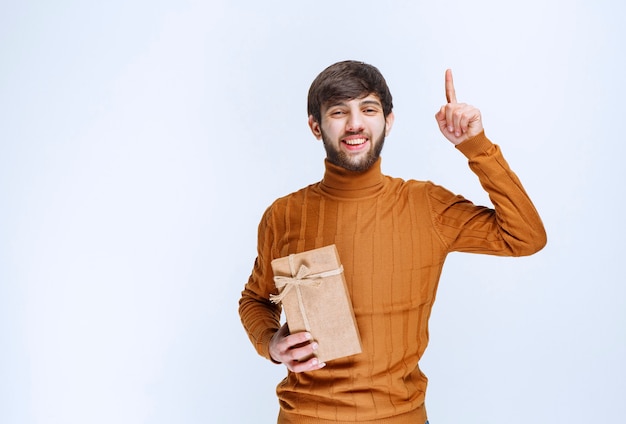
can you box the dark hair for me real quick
[307,60,393,123]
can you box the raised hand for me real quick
[435,69,483,145]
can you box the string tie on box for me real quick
[270,253,343,332]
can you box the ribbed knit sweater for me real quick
[239,132,546,423]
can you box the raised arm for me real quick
[431,69,546,256]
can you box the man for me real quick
[239,60,546,423]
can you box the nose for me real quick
[346,112,364,133]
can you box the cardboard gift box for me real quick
[270,245,362,363]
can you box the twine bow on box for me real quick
[270,253,344,332]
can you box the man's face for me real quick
[308,94,394,172]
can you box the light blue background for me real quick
[1,1,624,423]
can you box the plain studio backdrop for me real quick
[1,1,624,423]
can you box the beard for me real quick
[321,128,386,172]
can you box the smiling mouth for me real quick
[343,137,368,146]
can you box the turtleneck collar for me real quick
[318,157,385,199]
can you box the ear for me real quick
[385,112,395,136]
[308,115,322,140]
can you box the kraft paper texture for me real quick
[271,245,362,363]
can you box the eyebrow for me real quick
[360,99,382,107]
[327,98,383,109]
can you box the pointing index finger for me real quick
[445,68,457,104]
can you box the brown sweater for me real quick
[239,132,546,423]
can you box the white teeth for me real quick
[344,138,366,145]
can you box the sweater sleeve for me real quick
[429,131,547,256]
[238,206,282,362]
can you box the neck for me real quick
[319,157,385,199]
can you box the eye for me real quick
[329,109,346,117]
